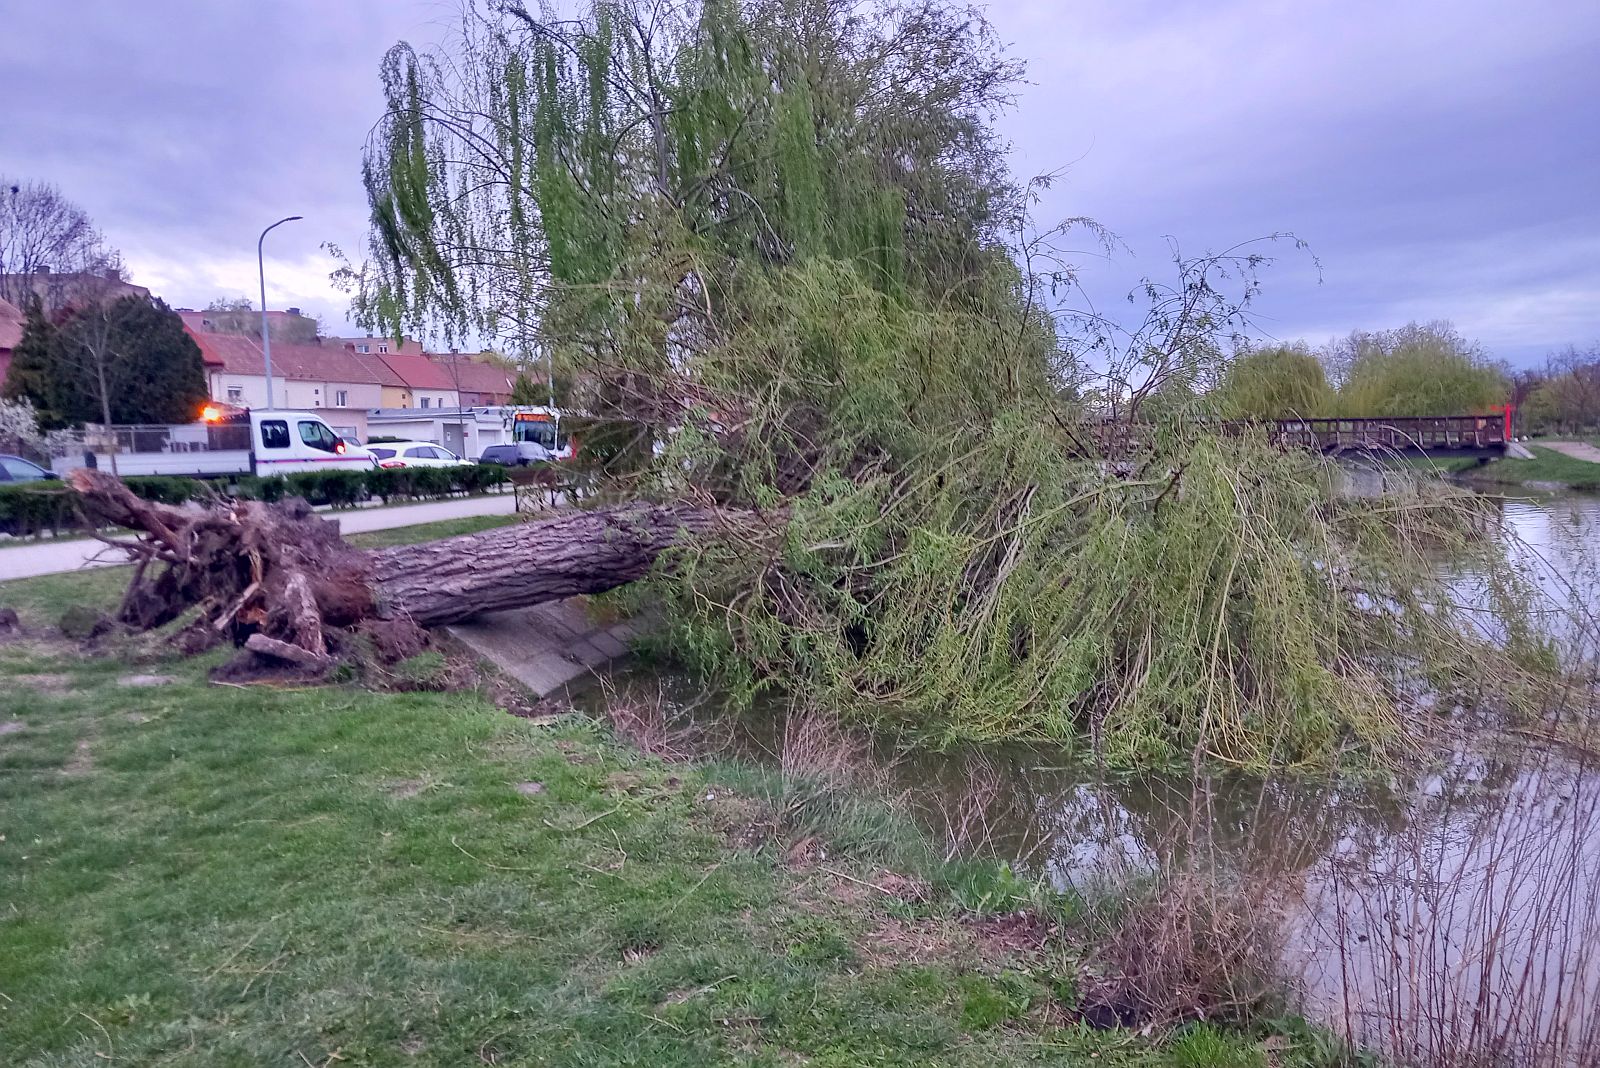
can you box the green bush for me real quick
[236,475,287,502]
[122,475,209,505]
[0,483,78,537]
[367,463,505,503]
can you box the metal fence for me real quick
[50,423,252,459]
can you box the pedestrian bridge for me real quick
[1253,412,1513,459]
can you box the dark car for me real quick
[479,443,552,467]
[0,455,57,482]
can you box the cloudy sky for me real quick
[3,0,1595,364]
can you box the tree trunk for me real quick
[371,503,728,626]
[67,469,740,669]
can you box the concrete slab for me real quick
[447,597,648,698]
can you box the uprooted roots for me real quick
[70,469,404,675]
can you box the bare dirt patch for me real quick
[698,786,776,848]
[967,910,1055,958]
[0,720,25,736]
[860,915,975,968]
[514,780,546,796]
[385,778,429,799]
[63,738,94,776]
[119,673,177,688]
[554,739,598,766]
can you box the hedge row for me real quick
[0,465,510,537]
[238,463,509,506]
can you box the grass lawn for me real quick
[0,515,1346,1066]
[1458,445,1600,492]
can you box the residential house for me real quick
[186,328,403,441]
[177,307,320,344]
[330,335,425,357]
[434,354,516,406]
[364,351,460,410]
[0,297,24,387]
[0,267,150,315]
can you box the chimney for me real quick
[34,264,50,275]
[287,306,302,317]
[102,267,120,282]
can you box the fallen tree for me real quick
[70,469,734,669]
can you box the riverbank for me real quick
[1452,443,1600,492]
[0,568,1347,1065]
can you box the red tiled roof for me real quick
[0,298,23,352]
[428,355,516,398]
[377,352,457,391]
[185,326,405,385]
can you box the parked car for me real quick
[366,441,472,469]
[478,442,553,467]
[0,455,59,482]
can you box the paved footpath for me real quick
[0,493,517,581]
[1540,440,1600,464]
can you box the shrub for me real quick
[122,475,208,505]
[0,483,78,536]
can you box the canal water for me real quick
[593,488,1600,1064]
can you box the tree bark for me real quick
[371,502,728,626]
[67,469,738,668]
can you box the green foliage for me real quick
[352,0,1568,773]
[1166,1024,1265,1067]
[121,475,208,505]
[1330,322,1507,417]
[1216,344,1334,419]
[353,0,1019,346]
[0,483,76,536]
[239,465,507,507]
[1,298,56,421]
[508,370,542,405]
[3,295,208,428]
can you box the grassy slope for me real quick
[0,519,1338,1068]
[1459,445,1600,491]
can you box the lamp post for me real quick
[256,215,302,409]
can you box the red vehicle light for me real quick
[380,460,405,469]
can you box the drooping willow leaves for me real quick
[354,0,1580,769]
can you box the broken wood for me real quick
[67,469,746,673]
[244,633,333,669]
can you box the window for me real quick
[370,447,396,460]
[297,420,340,453]
[403,447,431,459]
[0,457,49,481]
[378,343,388,354]
[259,420,290,449]
[226,386,243,403]
[335,390,348,407]
[356,344,369,353]
[420,397,431,409]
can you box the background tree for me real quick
[7,294,208,435]
[1330,321,1507,416]
[1525,344,1600,434]
[508,370,542,406]
[0,178,120,309]
[1216,343,1334,419]
[1,297,58,423]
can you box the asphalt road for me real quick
[0,493,517,581]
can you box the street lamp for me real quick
[257,215,302,409]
